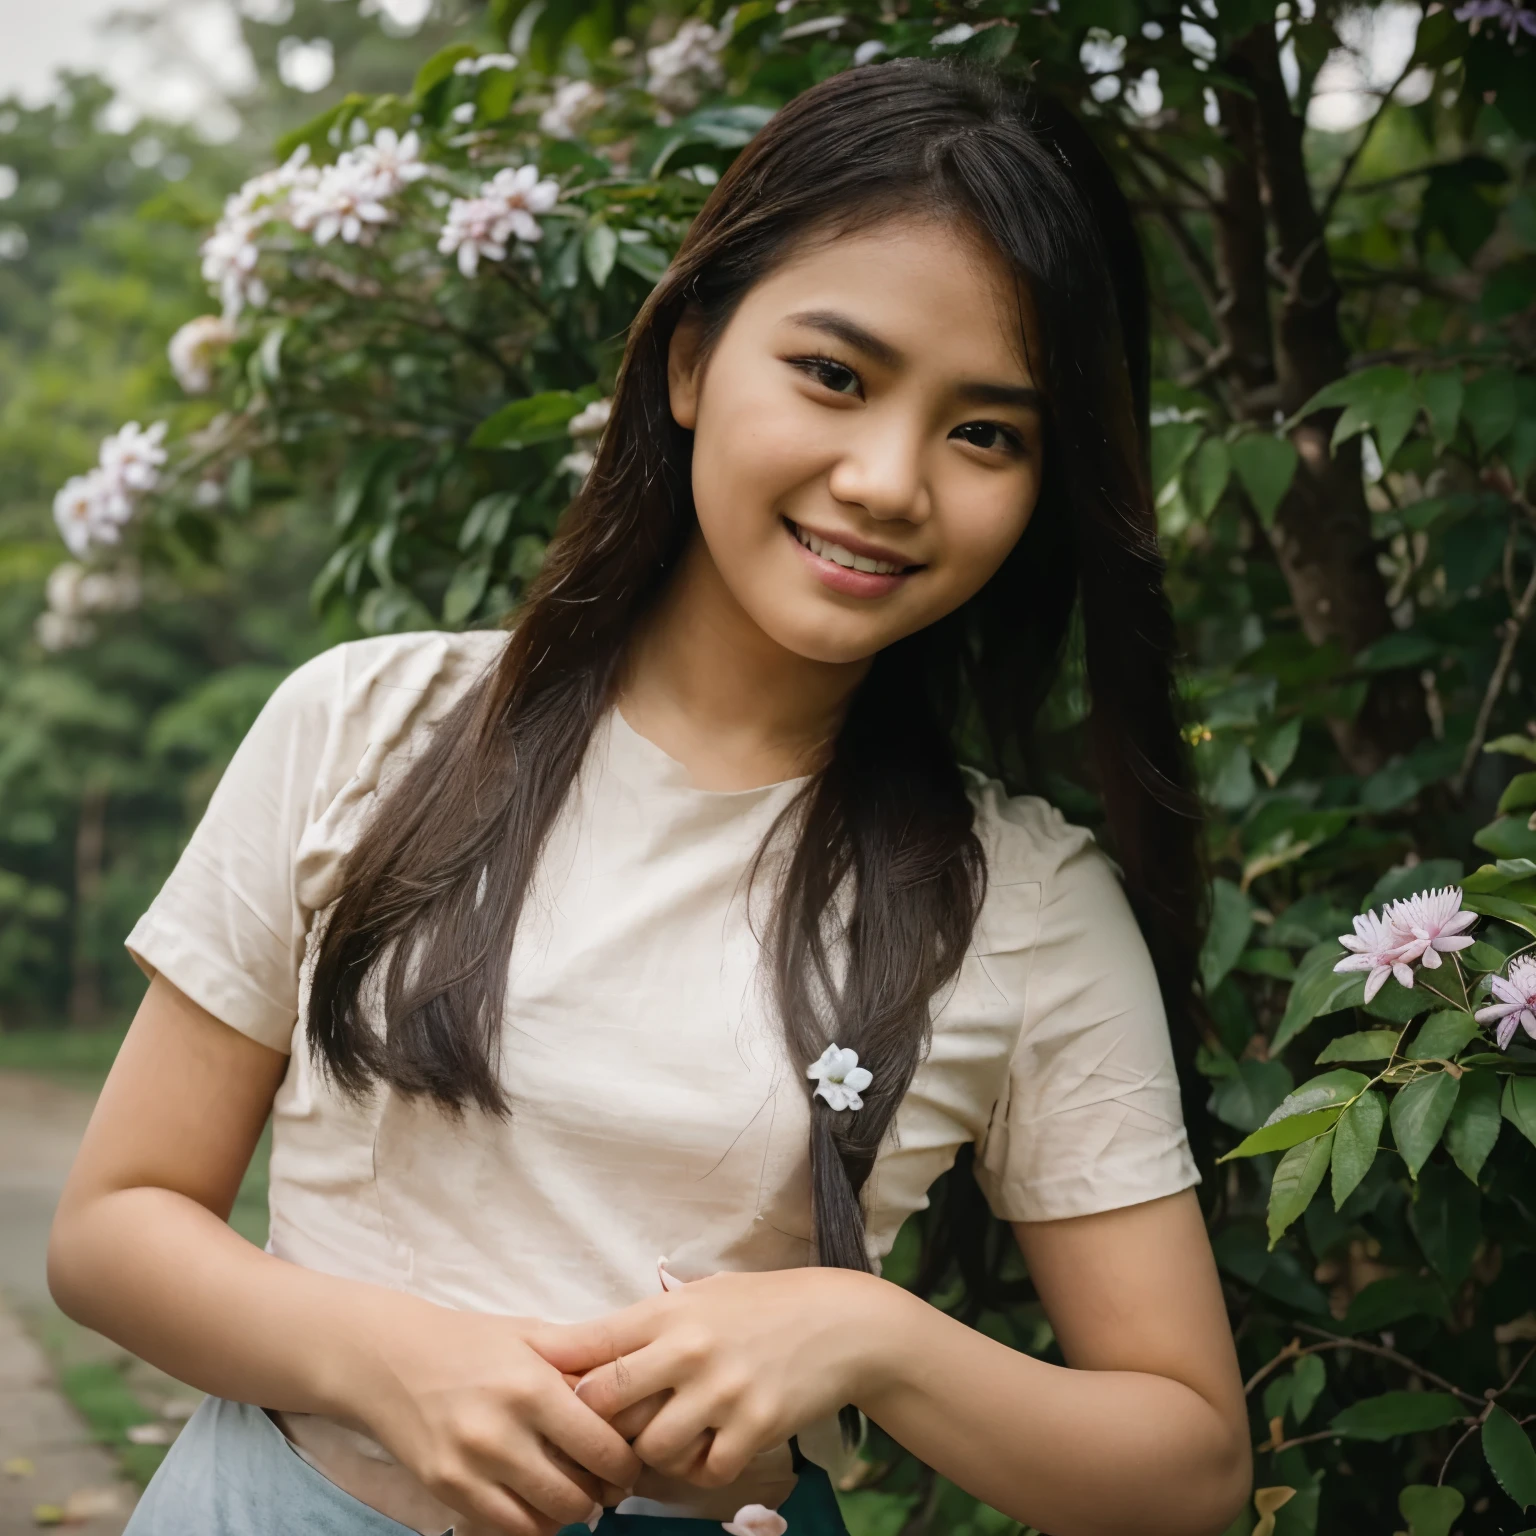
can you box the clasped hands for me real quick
[362,1265,895,1536]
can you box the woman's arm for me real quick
[533,1190,1250,1536]
[48,974,640,1536]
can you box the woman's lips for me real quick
[783,518,920,599]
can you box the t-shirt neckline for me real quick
[604,704,815,801]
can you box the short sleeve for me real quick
[972,822,1200,1224]
[123,648,358,1052]
[124,630,507,1054]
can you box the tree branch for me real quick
[1320,51,1425,226]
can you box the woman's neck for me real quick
[617,531,869,792]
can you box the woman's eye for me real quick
[952,421,1025,456]
[793,356,862,397]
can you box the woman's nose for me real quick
[825,414,932,524]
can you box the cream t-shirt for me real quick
[125,629,1198,1530]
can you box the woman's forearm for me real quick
[48,1184,419,1419]
[852,1280,1250,1536]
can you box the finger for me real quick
[462,1432,605,1531]
[528,1302,667,1377]
[631,1396,718,1480]
[571,1341,680,1420]
[533,1379,644,1491]
[437,1470,565,1536]
[543,1438,626,1508]
[611,1389,669,1441]
[699,1420,769,1490]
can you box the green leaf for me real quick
[1399,1483,1465,1536]
[1475,817,1536,862]
[1463,367,1519,457]
[1465,940,1512,972]
[1462,891,1536,940]
[1487,735,1536,764]
[413,42,478,99]
[1446,1069,1502,1181]
[1236,948,1297,981]
[1410,1011,1480,1061]
[1316,1030,1400,1063]
[1221,1107,1345,1163]
[1253,715,1302,787]
[1340,1271,1449,1334]
[1364,975,1437,1024]
[1409,1160,1482,1285]
[470,390,585,450]
[1332,1089,1386,1210]
[1503,1076,1536,1149]
[1151,420,1203,499]
[1187,435,1230,517]
[1484,1405,1536,1510]
[1416,370,1464,450]
[1499,773,1536,813]
[1330,1391,1464,1440]
[1267,1131,1334,1248]
[1200,877,1253,994]
[1272,941,1364,1053]
[1210,1058,1294,1133]
[1290,1354,1325,1426]
[1264,1069,1370,1127]
[1229,433,1298,526]
[1390,1072,1461,1178]
[441,560,490,626]
[583,220,618,288]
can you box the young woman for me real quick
[49,57,1250,1536]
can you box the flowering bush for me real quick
[35,0,1536,1532]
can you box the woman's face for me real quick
[667,215,1046,666]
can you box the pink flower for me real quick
[1390,886,1478,970]
[1476,956,1536,1051]
[1334,909,1416,1002]
[722,1505,788,1536]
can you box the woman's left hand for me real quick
[527,1268,898,1489]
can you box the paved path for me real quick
[0,1071,136,1532]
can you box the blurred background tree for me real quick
[4,0,1536,1532]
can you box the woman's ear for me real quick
[667,304,707,431]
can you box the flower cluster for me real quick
[645,18,728,116]
[289,127,430,247]
[52,422,169,559]
[1453,0,1536,42]
[559,396,613,482]
[201,147,320,317]
[1333,886,1478,1002]
[539,78,605,140]
[167,315,237,395]
[437,164,560,277]
[1476,956,1536,1050]
[35,562,143,652]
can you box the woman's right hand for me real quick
[348,1294,644,1536]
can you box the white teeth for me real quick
[792,524,904,576]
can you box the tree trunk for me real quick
[1219,25,1427,775]
[68,783,107,1029]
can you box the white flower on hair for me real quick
[646,18,726,114]
[1476,955,1536,1051]
[454,51,519,74]
[807,1044,873,1111]
[438,164,559,276]
[168,314,236,394]
[722,1506,788,1536]
[539,78,605,138]
[853,39,886,64]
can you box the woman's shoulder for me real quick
[961,767,1105,890]
[270,628,510,725]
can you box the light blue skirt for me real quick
[125,1396,850,1536]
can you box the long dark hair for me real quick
[308,57,1204,1319]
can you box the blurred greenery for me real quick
[4,0,1536,1532]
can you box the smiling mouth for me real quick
[784,519,923,576]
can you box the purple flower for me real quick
[1475,955,1536,1050]
[1390,886,1479,970]
[1454,0,1536,42]
[1335,909,1417,1002]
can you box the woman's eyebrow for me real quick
[784,308,1044,410]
